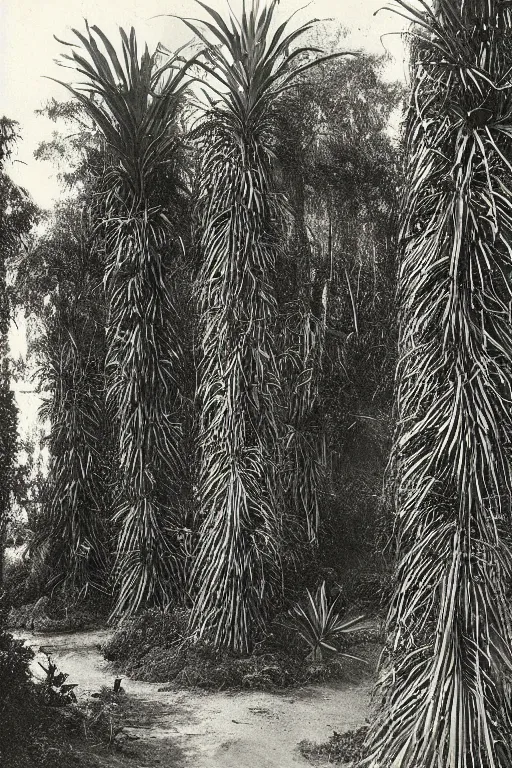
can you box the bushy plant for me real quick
[0,625,133,766]
[288,581,365,661]
[0,628,33,696]
[1,558,40,609]
[103,607,189,664]
[103,607,375,690]
[0,628,36,761]
[300,725,369,765]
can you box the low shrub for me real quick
[299,725,369,764]
[0,627,37,758]
[2,557,41,609]
[103,607,188,665]
[79,685,128,747]
[103,607,380,691]
[0,625,82,767]
[0,624,131,767]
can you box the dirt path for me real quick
[17,629,371,768]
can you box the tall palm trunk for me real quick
[191,119,282,652]
[105,207,184,615]
[39,264,109,591]
[365,2,512,766]
[186,0,352,652]
[55,26,194,616]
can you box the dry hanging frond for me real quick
[364,2,512,766]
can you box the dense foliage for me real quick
[0,630,36,764]
[364,2,512,767]
[10,104,112,595]
[11,4,401,654]
[275,43,402,575]
[35,205,110,592]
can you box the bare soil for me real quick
[16,629,372,767]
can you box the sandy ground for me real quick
[16,629,372,768]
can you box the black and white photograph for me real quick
[2,1,511,766]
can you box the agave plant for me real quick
[53,25,195,616]
[185,0,354,653]
[289,581,365,662]
[364,2,512,766]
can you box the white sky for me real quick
[1,0,408,209]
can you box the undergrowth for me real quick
[0,617,129,768]
[3,559,111,632]
[103,608,381,691]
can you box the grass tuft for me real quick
[299,726,369,765]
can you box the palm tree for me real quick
[35,203,110,592]
[186,0,353,652]
[365,2,512,766]
[15,108,113,594]
[54,25,195,617]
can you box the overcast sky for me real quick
[1,0,408,209]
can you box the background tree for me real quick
[23,204,110,592]
[365,2,512,766]
[11,102,114,595]
[274,39,402,586]
[0,119,38,589]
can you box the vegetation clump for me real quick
[0,621,130,767]
[102,606,380,691]
[299,726,369,765]
[4,569,111,633]
[2,557,41,609]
